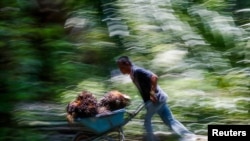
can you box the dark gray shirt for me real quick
[130,65,167,103]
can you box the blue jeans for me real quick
[144,101,192,141]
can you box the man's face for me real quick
[117,62,130,74]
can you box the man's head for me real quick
[116,56,132,74]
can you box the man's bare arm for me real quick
[150,73,158,102]
[151,73,158,92]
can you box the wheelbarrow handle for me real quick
[127,103,145,117]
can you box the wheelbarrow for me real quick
[72,103,145,141]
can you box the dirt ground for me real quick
[151,131,208,141]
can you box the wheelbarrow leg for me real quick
[119,128,125,141]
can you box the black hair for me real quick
[116,56,132,66]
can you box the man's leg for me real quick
[157,103,193,136]
[144,101,162,141]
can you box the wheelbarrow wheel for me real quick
[106,130,124,141]
[72,131,124,141]
[72,132,94,141]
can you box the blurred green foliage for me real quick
[0,0,249,140]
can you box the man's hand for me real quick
[150,90,157,103]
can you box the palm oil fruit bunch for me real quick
[76,91,98,117]
[66,90,98,122]
[66,90,131,123]
[98,90,131,111]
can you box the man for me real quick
[116,56,196,141]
